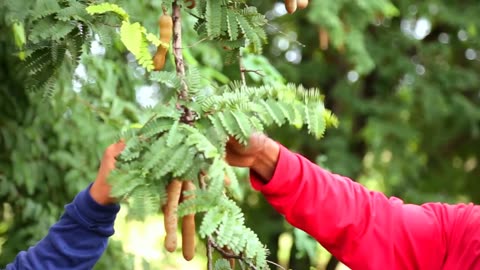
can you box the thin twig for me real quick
[239,51,247,85]
[265,21,306,48]
[175,37,209,49]
[99,22,121,28]
[240,68,265,77]
[209,237,242,259]
[266,260,287,270]
[207,238,214,270]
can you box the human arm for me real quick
[5,141,125,270]
[226,134,447,270]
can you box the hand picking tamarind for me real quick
[153,13,173,71]
[164,179,183,252]
[184,0,196,9]
[181,181,196,261]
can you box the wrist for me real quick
[251,138,280,183]
[89,182,115,205]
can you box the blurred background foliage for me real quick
[1,0,479,269]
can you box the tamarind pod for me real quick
[158,15,173,43]
[184,0,196,9]
[164,179,183,252]
[229,258,235,269]
[319,27,329,50]
[285,0,297,14]
[153,14,173,71]
[153,46,167,71]
[181,181,196,261]
[297,0,308,9]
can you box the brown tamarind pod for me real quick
[184,0,196,9]
[297,0,309,9]
[229,258,235,269]
[285,0,297,14]
[181,181,196,261]
[319,27,329,50]
[153,14,173,71]
[164,179,183,252]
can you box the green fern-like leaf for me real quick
[172,147,196,177]
[153,144,190,179]
[214,259,232,270]
[31,0,61,20]
[236,14,263,53]
[29,17,77,43]
[85,3,129,21]
[150,71,181,88]
[184,126,219,159]
[226,10,239,41]
[304,103,326,139]
[109,169,144,198]
[140,117,176,139]
[126,184,162,220]
[120,21,154,71]
[199,205,225,237]
[205,0,222,38]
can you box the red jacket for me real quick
[251,145,480,270]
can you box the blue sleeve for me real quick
[5,184,120,270]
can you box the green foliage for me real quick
[214,259,232,270]
[2,0,93,95]
[197,0,267,53]
[4,0,479,269]
[306,0,398,74]
[86,3,161,71]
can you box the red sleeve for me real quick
[250,145,447,270]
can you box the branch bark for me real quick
[172,0,188,100]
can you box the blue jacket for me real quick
[5,185,120,270]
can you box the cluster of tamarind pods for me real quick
[153,0,310,71]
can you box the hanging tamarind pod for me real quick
[319,27,329,50]
[181,181,196,261]
[153,13,173,71]
[164,179,183,252]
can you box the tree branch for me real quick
[172,0,188,100]
[209,237,242,259]
[239,51,247,86]
[207,237,214,270]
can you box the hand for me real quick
[226,133,280,183]
[90,140,126,205]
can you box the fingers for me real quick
[106,139,126,158]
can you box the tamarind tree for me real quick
[84,2,338,269]
[3,0,478,269]
[2,0,337,269]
